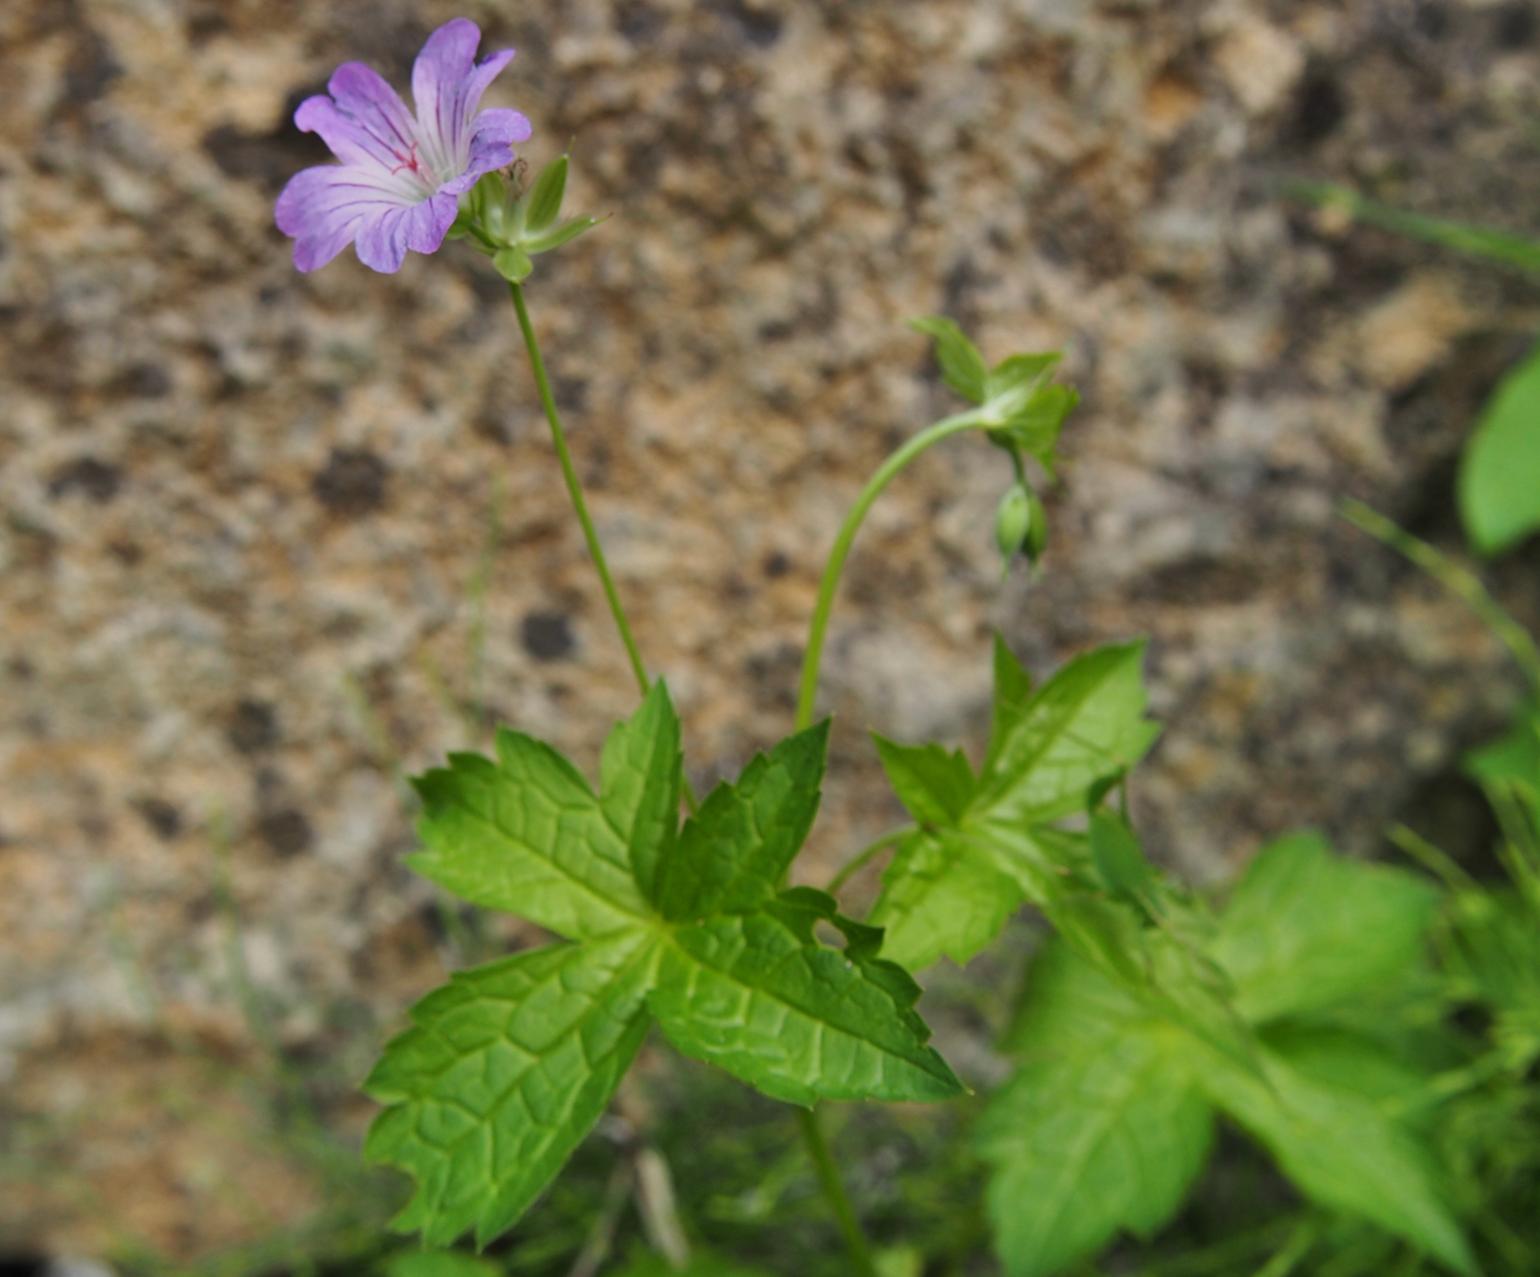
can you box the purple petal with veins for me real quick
[274,17,532,274]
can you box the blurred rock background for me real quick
[3,0,1539,1264]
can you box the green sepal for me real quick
[492,245,534,283]
[524,152,569,234]
[526,215,607,255]
[467,171,512,241]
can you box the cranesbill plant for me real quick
[278,20,1485,1275]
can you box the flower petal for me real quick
[354,192,459,273]
[294,63,419,177]
[276,164,426,273]
[437,109,533,196]
[410,18,515,176]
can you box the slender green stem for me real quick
[1342,499,1540,693]
[510,281,653,697]
[796,1108,878,1277]
[787,411,984,1271]
[796,411,983,730]
[826,825,914,895]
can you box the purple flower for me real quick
[276,18,532,274]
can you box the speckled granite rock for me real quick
[3,0,1540,1258]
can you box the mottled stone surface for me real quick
[4,0,1539,1258]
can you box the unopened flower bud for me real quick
[1023,485,1048,563]
[995,483,1033,566]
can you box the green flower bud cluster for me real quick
[450,152,605,282]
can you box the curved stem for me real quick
[795,411,984,730]
[796,1108,878,1277]
[510,281,652,698]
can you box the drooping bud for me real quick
[994,482,1049,572]
[995,483,1033,567]
[1023,485,1048,563]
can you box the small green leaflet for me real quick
[871,638,1160,970]
[985,836,1473,1275]
[1459,344,1540,556]
[366,685,962,1248]
[909,316,1079,472]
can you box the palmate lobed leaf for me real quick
[369,685,962,1248]
[986,837,1475,1276]
[871,638,1158,970]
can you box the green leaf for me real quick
[1210,833,1439,1023]
[1464,704,1540,789]
[987,635,1034,767]
[1197,1043,1475,1274]
[1261,1022,1442,1125]
[408,756,640,939]
[1090,808,1154,900]
[873,641,1156,970]
[524,153,568,234]
[653,721,830,920]
[977,641,1160,825]
[983,943,1212,1276]
[910,315,987,404]
[650,893,963,1105]
[1460,345,1540,555]
[492,245,533,283]
[384,694,964,1248]
[382,1254,503,1277]
[610,1254,772,1277]
[1448,888,1540,1069]
[872,734,975,827]
[599,683,683,904]
[364,932,658,1248]
[981,1035,1211,1276]
[409,699,667,940]
[875,826,1059,971]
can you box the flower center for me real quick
[390,141,424,178]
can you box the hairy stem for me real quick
[796,411,983,730]
[510,281,653,697]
